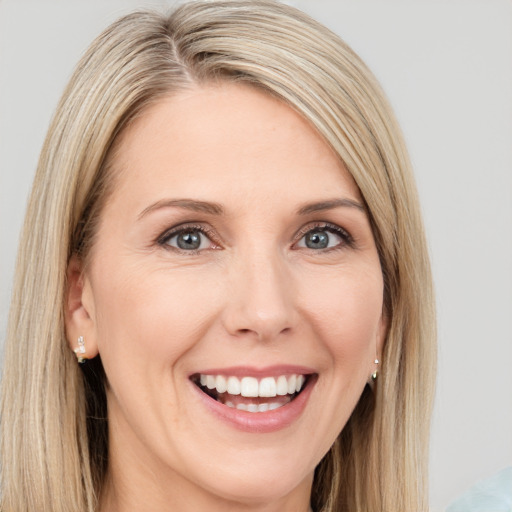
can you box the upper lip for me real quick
[188,365,316,379]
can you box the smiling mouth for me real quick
[191,373,312,413]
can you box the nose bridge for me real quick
[223,243,297,341]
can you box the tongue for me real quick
[216,392,291,407]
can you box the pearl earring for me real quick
[74,335,87,364]
[371,359,379,380]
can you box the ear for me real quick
[65,255,99,361]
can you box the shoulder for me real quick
[446,467,512,512]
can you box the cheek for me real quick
[298,265,383,370]
[91,264,224,370]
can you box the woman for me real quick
[0,1,436,511]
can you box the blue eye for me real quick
[160,227,214,252]
[304,230,332,249]
[296,224,351,250]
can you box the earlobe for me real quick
[65,255,99,361]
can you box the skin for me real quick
[66,83,386,512]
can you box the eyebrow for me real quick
[138,199,224,219]
[297,198,366,215]
[138,197,365,220]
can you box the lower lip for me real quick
[191,376,316,433]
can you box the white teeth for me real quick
[206,375,216,389]
[227,376,241,395]
[223,398,291,413]
[296,375,305,392]
[276,375,288,396]
[198,373,308,397]
[215,375,227,393]
[232,402,286,413]
[259,377,277,397]
[287,374,297,394]
[240,377,259,397]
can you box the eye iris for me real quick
[305,230,329,249]
[177,231,201,250]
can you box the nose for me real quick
[221,248,299,342]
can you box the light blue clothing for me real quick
[446,467,512,512]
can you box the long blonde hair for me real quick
[1,2,436,511]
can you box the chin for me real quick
[198,467,312,507]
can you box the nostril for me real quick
[234,325,293,340]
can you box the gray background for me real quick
[1,1,511,510]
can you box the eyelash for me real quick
[157,223,219,254]
[293,222,354,251]
[156,221,354,253]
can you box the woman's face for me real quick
[68,83,386,510]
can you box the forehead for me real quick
[108,82,361,212]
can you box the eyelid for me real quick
[293,221,354,249]
[156,220,353,253]
[156,222,221,251]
